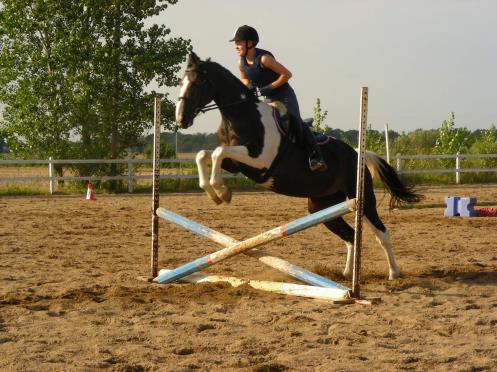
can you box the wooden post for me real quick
[48,156,55,195]
[352,87,368,298]
[384,122,390,164]
[151,97,161,278]
[127,154,134,193]
[455,152,460,184]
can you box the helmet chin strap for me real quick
[242,40,255,57]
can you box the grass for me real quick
[1,164,496,196]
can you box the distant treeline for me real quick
[142,126,495,156]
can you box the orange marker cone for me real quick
[85,183,96,201]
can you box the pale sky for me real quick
[155,0,497,134]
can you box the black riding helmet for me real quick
[229,25,259,45]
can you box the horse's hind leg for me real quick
[308,194,356,279]
[360,179,401,280]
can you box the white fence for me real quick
[394,153,497,184]
[1,153,496,194]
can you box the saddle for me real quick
[268,101,329,144]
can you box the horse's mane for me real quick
[202,58,250,93]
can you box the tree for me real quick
[312,98,329,134]
[434,112,471,168]
[470,124,497,168]
[0,0,190,183]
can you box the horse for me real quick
[175,52,422,280]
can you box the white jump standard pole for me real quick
[150,97,161,278]
[352,87,368,298]
[154,199,356,284]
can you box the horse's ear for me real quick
[189,52,202,68]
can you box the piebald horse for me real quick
[175,53,422,280]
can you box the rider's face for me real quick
[234,40,246,56]
[234,40,254,57]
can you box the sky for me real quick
[154,0,497,134]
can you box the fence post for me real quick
[455,152,460,184]
[127,155,134,193]
[48,157,55,194]
[396,153,401,174]
[384,123,390,164]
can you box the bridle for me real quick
[178,90,257,115]
[178,67,257,115]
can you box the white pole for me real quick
[48,156,55,194]
[384,123,390,164]
[455,152,460,184]
[151,97,161,278]
[352,87,368,298]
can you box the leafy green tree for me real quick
[312,98,330,134]
[365,125,385,154]
[0,0,190,184]
[144,140,175,159]
[470,124,497,168]
[434,112,470,156]
[434,112,471,169]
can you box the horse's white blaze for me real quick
[175,75,191,123]
[364,218,400,280]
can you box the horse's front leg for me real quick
[196,150,222,205]
[210,145,264,204]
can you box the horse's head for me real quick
[175,52,214,128]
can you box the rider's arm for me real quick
[237,60,250,87]
[260,54,292,90]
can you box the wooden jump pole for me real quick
[158,269,352,301]
[156,208,351,291]
[154,199,356,284]
[352,87,368,298]
[150,97,161,278]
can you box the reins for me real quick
[178,95,257,115]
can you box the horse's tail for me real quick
[364,150,423,209]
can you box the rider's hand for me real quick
[246,82,257,96]
[259,84,273,97]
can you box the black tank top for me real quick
[240,48,290,95]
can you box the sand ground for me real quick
[1,185,497,371]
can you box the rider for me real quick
[229,25,328,172]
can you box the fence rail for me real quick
[394,153,497,184]
[1,153,496,193]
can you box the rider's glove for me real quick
[259,84,273,97]
[246,82,257,96]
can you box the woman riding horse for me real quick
[230,25,328,172]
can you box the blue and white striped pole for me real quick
[156,208,350,290]
[154,199,355,284]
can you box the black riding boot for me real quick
[302,125,328,172]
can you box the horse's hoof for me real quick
[220,188,232,204]
[342,269,352,279]
[389,270,401,280]
[208,193,223,205]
